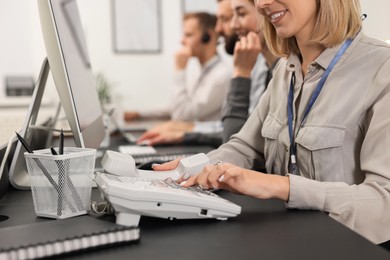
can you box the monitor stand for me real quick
[8,58,64,190]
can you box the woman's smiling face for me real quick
[255,0,318,41]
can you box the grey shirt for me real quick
[170,55,231,121]
[222,55,277,143]
[208,32,390,244]
[184,54,268,147]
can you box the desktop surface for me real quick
[0,188,389,259]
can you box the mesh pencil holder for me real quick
[24,147,96,219]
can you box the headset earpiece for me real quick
[201,32,210,44]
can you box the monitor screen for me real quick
[7,0,105,189]
[39,0,105,147]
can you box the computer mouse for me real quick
[137,160,167,170]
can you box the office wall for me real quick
[0,0,389,110]
[360,0,390,41]
[0,0,35,98]
[75,0,183,111]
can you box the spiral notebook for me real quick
[0,216,140,259]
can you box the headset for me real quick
[201,32,210,44]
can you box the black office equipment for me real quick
[0,217,140,259]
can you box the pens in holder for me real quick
[50,146,84,212]
[50,146,64,215]
[15,132,77,213]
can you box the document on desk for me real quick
[0,216,140,259]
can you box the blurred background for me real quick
[0,0,389,113]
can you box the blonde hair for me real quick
[263,0,362,57]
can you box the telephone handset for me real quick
[100,150,210,180]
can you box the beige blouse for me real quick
[208,31,390,244]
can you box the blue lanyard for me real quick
[287,38,353,175]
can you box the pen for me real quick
[59,129,64,155]
[15,132,33,153]
[50,146,58,156]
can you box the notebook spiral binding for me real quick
[0,226,140,260]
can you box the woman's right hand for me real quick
[233,31,262,78]
[180,163,290,202]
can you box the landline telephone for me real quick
[94,151,241,226]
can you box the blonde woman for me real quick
[156,0,390,246]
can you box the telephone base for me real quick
[94,173,241,227]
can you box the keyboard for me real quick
[118,145,157,156]
[94,172,241,226]
[132,152,196,165]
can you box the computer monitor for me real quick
[7,0,105,190]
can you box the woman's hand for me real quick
[181,163,290,201]
[233,32,262,78]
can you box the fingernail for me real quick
[218,175,225,182]
[180,181,187,186]
[151,163,160,168]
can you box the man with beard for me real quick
[136,0,277,153]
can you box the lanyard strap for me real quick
[287,38,353,174]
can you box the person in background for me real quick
[215,0,239,55]
[124,12,231,122]
[221,0,278,142]
[155,0,390,247]
[137,0,278,148]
